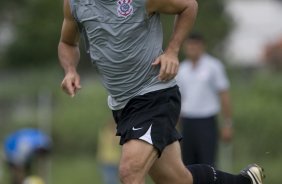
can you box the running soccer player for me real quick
[58,0,264,183]
[3,128,51,184]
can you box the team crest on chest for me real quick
[117,0,134,18]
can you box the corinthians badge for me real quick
[117,0,134,18]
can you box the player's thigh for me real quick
[120,139,158,176]
[148,141,193,184]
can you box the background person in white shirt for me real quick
[177,33,233,167]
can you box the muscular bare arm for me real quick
[148,0,198,81]
[58,0,81,97]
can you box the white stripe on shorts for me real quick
[139,124,152,144]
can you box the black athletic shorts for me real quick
[112,85,182,155]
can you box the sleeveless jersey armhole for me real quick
[142,0,151,19]
[69,0,90,54]
[69,0,78,21]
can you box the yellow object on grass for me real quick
[97,122,121,165]
[23,176,45,184]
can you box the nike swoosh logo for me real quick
[132,127,143,131]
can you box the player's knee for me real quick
[119,159,144,183]
[119,164,131,183]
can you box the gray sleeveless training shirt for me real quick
[70,0,176,110]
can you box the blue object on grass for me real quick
[3,128,51,165]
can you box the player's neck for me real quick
[191,59,200,68]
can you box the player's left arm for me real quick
[148,0,198,81]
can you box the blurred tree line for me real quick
[0,0,63,68]
[0,0,232,68]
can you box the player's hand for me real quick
[152,52,179,81]
[61,71,81,97]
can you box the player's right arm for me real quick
[58,0,81,97]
